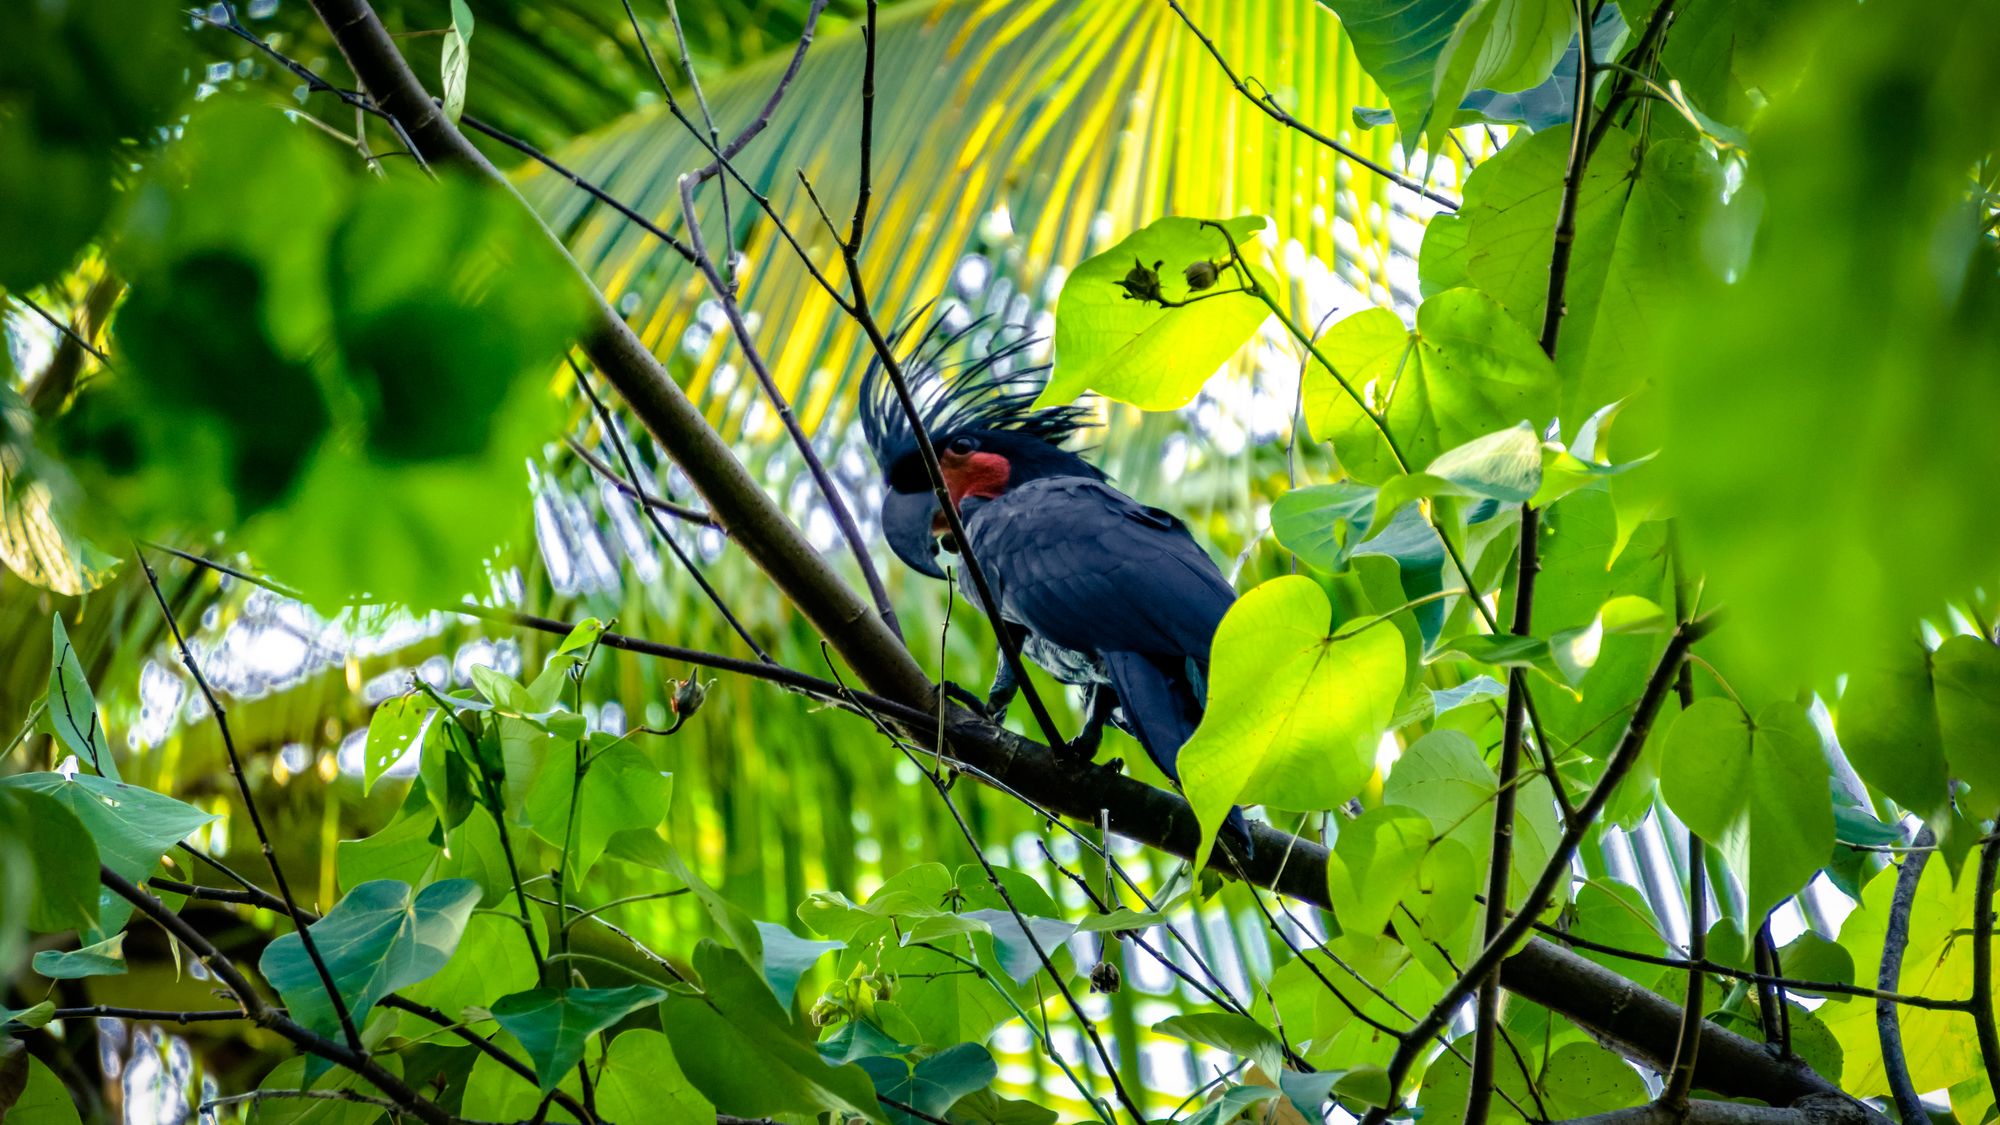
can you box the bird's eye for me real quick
[945,436,978,455]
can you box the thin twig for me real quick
[1973,833,2000,1099]
[11,293,114,370]
[565,436,718,527]
[460,112,696,263]
[1362,617,1712,1124]
[1160,0,1461,211]
[101,868,460,1125]
[673,172,903,637]
[1876,826,1934,1125]
[662,0,735,287]
[1662,831,1707,1108]
[50,1006,250,1024]
[572,356,774,660]
[135,548,362,1054]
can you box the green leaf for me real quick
[1182,1084,1281,1125]
[1821,852,1984,1095]
[31,932,125,979]
[1466,128,1724,425]
[1631,2,2000,690]
[491,984,666,1093]
[1834,641,1953,828]
[1425,0,1576,158]
[1384,731,1564,916]
[1039,216,1275,411]
[956,909,1077,985]
[1420,421,1546,502]
[1541,1040,1649,1117]
[1270,483,1376,572]
[336,803,440,892]
[1153,1012,1284,1078]
[46,614,113,779]
[945,1088,1059,1125]
[819,1018,914,1066]
[1933,635,2000,822]
[1315,0,1478,151]
[1179,576,1407,870]
[754,921,844,1008]
[394,911,540,1041]
[8,1056,81,1125]
[0,787,98,933]
[596,1029,714,1125]
[363,694,429,795]
[0,771,214,883]
[860,1043,997,1125]
[1304,289,1559,485]
[1335,1065,1395,1109]
[1075,907,1171,934]
[1328,806,1435,941]
[258,878,481,1070]
[441,0,476,125]
[1660,700,1833,944]
[662,940,883,1122]
[1776,931,1855,1000]
[525,739,670,882]
[1,1002,54,1034]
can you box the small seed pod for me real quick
[1116,258,1167,305]
[672,675,710,719]
[1183,259,1221,291]
[1089,960,1121,994]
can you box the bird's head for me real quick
[860,314,1102,578]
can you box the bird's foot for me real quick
[939,680,988,715]
[1058,729,1103,761]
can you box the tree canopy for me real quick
[3,0,1999,1124]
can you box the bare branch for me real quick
[1160,0,1462,211]
[572,357,774,660]
[1554,1095,1886,1125]
[1976,833,2000,1098]
[136,548,361,1054]
[564,436,718,528]
[101,868,463,1125]
[1877,825,1934,1125]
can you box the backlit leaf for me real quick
[259,878,481,1073]
[1180,576,1406,870]
[1040,216,1275,411]
[1660,700,1832,945]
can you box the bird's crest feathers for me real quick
[858,312,1095,475]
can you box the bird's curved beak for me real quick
[882,487,949,579]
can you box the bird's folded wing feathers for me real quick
[964,477,1236,659]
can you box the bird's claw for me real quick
[939,681,988,715]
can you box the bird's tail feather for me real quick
[1102,652,1253,858]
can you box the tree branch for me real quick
[1877,825,1934,1125]
[100,868,463,1125]
[563,436,718,528]
[1974,832,2000,1098]
[1554,1095,1885,1125]
[136,548,361,1054]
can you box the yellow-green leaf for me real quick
[1179,576,1406,871]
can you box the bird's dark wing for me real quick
[962,477,1236,662]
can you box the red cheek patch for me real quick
[942,451,1011,507]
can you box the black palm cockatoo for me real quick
[861,318,1251,852]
